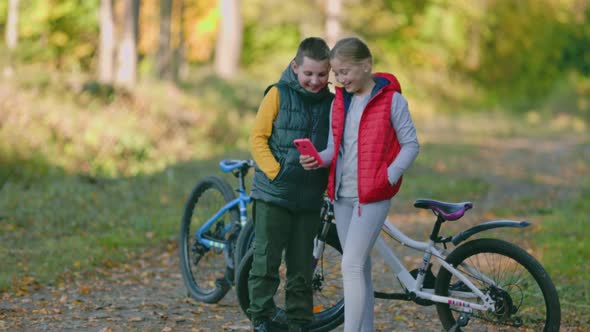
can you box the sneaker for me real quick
[288,324,309,332]
[253,320,270,332]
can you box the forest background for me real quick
[0,0,589,328]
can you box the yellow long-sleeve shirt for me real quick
[249,86,281,180]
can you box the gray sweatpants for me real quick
[334,198,391,332]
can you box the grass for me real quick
[0,64,589,327]
[529,181,590,326]
[0,155,245,290]
[402,143,491,201]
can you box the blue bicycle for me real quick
[179,159,255,303]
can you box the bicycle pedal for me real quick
[448,314,470,332]
[457,314,470,326]
[192,242,208,254]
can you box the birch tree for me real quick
[115,0,141,89]
[98,0,116,83]
[4,0,19,77]
[214,0,242,79]
[325,0,341,47]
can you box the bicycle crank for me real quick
[448,312,470,332]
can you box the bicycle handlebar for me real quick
[219,159,255,173]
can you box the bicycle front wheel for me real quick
[179,175,239,304]
[434,238,561,331]
[235,225,344,332]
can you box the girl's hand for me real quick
[300,155,320,170]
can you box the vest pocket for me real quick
[271,156,288,183]
[271,149,296,184]
[377,163,391,189]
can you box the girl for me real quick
[300,37,419,331]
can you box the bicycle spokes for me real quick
[437,239,558,331]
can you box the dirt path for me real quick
[1,135,587,332]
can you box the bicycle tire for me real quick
[234,198,333,281]
[234,217,254,280]
[179,175,240,304]
[434,238,561,331]
[235,226,344,332]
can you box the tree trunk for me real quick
[98,0,116,83]
[6,0,19,50]
[172,0,186,82]
[156,0,173,80]
[3,0,19,78]
[115,0,140,89]
[325,0,341,47]
[465,0,487,71]
[214,0,242,79]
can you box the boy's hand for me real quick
[300,155,320,170]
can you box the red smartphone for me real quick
[293,138,323,165]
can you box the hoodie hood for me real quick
[372,72,402,95]
[338,72,402,113]
[278,62,332,102]
[338,72,402,100]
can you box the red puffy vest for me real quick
[327,73,403,204]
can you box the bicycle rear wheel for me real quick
[434,238,561,331]
[234,198,332,280]
[235,226,344,332]
[179,175,240,304]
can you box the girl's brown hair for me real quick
[329,37,372,63]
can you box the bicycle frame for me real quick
[195,160,253,250]
[374,219,496,312]
[196,193,251,250]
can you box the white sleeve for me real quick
[318,100,335,167]
[387,92,419,185]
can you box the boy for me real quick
[248,37,334,332]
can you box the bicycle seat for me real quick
[413,199,473,221]
[219,159,254,173]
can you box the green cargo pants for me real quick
[247,199,321,327]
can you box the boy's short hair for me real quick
[294,37,330,65]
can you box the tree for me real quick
[156,0,173,80]
[214,0,242,79]
[325,0,341,47]
[3,0,19,77]
[98,0,116,83]
[172,0,186,82]
[115,0,141,89]
[5,0,19,49]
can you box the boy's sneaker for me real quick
[288,324,309,332]
[252,320,270,332]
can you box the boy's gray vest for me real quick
[251,82,333,211]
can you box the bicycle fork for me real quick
[313,219,332,262]
[311,219,333,292]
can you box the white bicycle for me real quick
[235,198,561,331]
